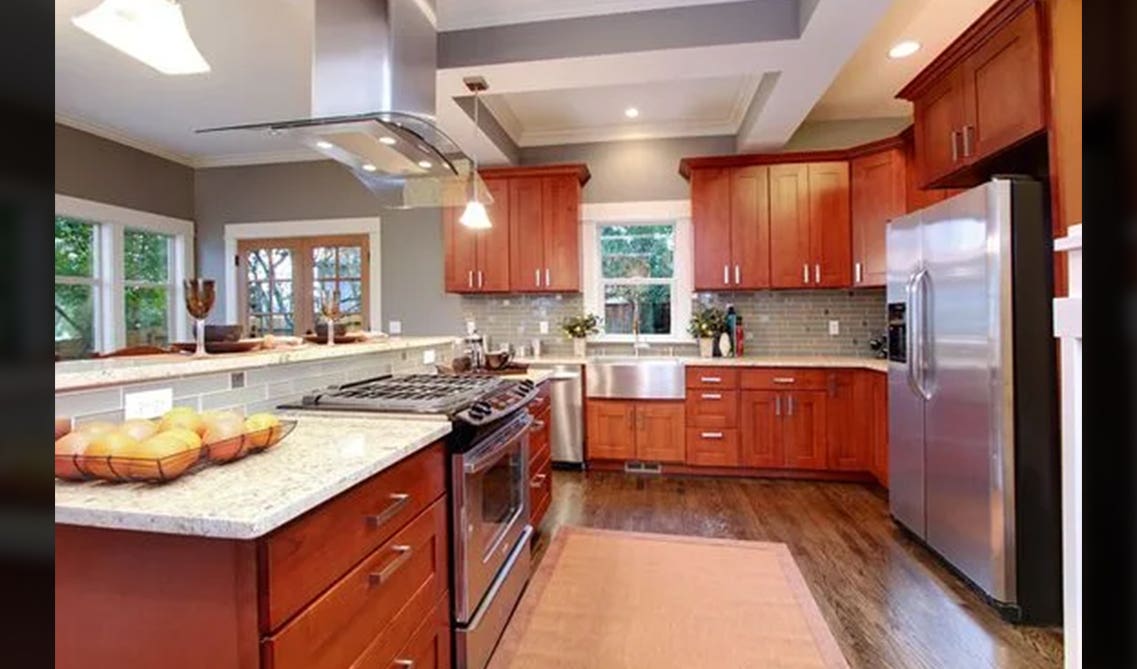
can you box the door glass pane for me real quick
[338,280,362,314]
[338,247,362,277]
[55,283,94,359]
[248,281,271,314]
[270,281,292,313]
[313,247,337,279]
[125,286,169,346]
[600,224,674,279]
[247,250,271,281]
[269,313,294,335]
[603,284,672,335]
[272,248,292,280]
[55,217,95,278]
[124,229,170,282]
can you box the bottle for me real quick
[725,306,738,358]
[735,316,744,357]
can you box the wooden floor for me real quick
[530,470,1063,669]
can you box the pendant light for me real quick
[460,77,492,229]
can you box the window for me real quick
[239,235,370,336]
[55,217,99,359]
[582,202,694,343]
[123,229,174,347]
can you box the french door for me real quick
[237,235,369,336]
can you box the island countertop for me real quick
[54,414,451,539]
[55,336,459,392]
[516,354,887,373]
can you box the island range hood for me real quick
[198,0,485,208]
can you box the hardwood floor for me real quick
[530,471,1062,669]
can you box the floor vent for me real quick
[623,461,663,475]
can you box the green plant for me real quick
[561,313,601,339]
[688,304,727,339]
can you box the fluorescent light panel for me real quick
[72,0,211,75]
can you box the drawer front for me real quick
[740,368,828,390]
[529,406,551,464]
[529,381,552,415]
[685,428,741,467]
[262,443,446,631]
[685,390,738,428]
[265,499,448,669]
[531,450,553,529]
[685,367,739,390]
[349,591,450,669]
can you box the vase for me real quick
[573,338,587,358]
[698,338,714,358]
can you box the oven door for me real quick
[453,412,531,623]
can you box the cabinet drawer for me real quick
[261,443,446,631]
[686,428,740,467]
[264,499,448,669]
[685,367,739,389]
[529,381,552,414]
[740,368,828,390]
[530,406,551,463]
[685,390,738,428]
[349,591,450,669]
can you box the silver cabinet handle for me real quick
[775,396,781,416]
[734,264,740,285]
[393,660,415,668]
[530,472,548,488]
[772,377,795,384]
[545,268,550,287]
[368,544,412,587]
[814,264,820,283]
[701,432,723,439]
[962,125,972,157]
[532,419,546,430]
[951,129,960,162]
[365,493,410,528]
[803,263,809,284]
[467,270,473,288]
[854,262,862,284]
[478,270,484,288]
[534,269,540,287]
[723,264,729,285]
[787,395,794,416]
[700,376,722,383]
[701,393,722,400]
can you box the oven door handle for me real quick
[463,416,533,475]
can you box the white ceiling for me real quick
[435,0,753,31]
[481,75,761,146]
[808,0,998,121]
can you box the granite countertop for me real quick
[55,336,459,392]
[515,355,887,372]
[54,414,451,539]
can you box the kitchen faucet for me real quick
[630,292,651,356]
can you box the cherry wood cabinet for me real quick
[900,0,1046,188]
[690,165,770,290]
[826,371,871,471]
[739,390,783,468]
[782,391,827,470]
[768,163,811,288]
[851,148,905,287]
[529,381,553,528]
[445,164,589,294]
[586,400,685,463]
[869,372,889,487]
[807,162,852,288]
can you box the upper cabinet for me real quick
[767,162,851,289]
[851,147,905,287]
[443,164,589,294]
[690,166,770,290]
[898,0,1046,188]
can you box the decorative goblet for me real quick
[183,279,216,358]
[319,287,342,346]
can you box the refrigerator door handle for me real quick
[910,268,931,400]
[904,270,923,399]
[918,269,935,399]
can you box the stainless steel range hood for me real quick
[198,0,484,208]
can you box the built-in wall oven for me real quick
[452,409,533,669]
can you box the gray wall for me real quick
[55,123,195,220]
[519,135,735,202]
[193,160,464,334]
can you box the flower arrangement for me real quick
[561,313,601,339]
[688,304,727,339]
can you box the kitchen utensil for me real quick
[204,324,242,342]
[183,279,216,358]
[464,332,486,369]
[484,349,513,370]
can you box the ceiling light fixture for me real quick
[624,107,640,119]
[459,76,492,230]
[888,40,921,59]
[362,163,377,172]
[379,136,397,145]
[71,0,211,75]
[316,140,334,149]
[417,160,433,169]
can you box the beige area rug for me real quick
[489,527,849,669]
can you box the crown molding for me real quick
[55,112,196,167]
[519,119,738,147]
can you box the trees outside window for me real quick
[55,217,98,359]
[598,224,675,336]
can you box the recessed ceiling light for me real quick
[379,136,397,145]
[361,163,377,172]
[315,140,334,149]
[418,160,433,169]
[888,40,921,59]
[624,107,639,119]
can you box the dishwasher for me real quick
[526,363,584,467]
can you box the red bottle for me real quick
[735,316,744,356]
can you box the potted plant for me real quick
[689,305,726,358]
[561,313,601,357]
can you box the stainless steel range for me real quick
[282,373,538,669]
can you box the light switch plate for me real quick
[539,321,549,334]
[828,320,840,336]
[422,349,436,364]
[124,388,173,420]
[388,320,402,335]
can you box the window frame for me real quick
[581,201,694,344]
[122,228,177,347]
[54,195,194,354]
[54,217,103,355]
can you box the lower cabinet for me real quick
[529,381,553,528]
[739,390,827,469]
[586,400,685,463]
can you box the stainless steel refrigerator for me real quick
[886,177,1062,624]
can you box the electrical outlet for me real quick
[388,320,402,335]
[466,320,477,334]
[124,388,173,420]
[422,349,436,364]
[502,299,511,306]
[828,320,840,336]
[539,321,549,335]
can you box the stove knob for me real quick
[519,380,535,392]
